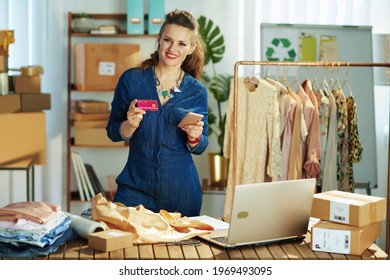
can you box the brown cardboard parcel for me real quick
[74,43,140,91]
[0,93,50,113]
[88,229,133,252]
[311,220,382,255]
[310,190,386,227]
[0,112,46,167]
[13,75,41,94]
[74,127,125,147]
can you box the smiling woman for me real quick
[105,9,209,217]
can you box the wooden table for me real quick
[26,232,388,260]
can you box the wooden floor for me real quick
[21,232,388,260]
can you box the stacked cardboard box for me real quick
[72,100,123,147]
[310,190,386,255]
[0,31,49,168]
[74,43,140,91]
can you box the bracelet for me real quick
[187,135,200,144]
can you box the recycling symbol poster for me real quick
[262,28,299,62]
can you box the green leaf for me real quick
[198,16,225,66]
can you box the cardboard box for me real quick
[74,120,107,128]
[88,229,133,252]
[77,100,109,113]
[0,93,51,113]
[0,55,7,72]
[0,112,46,167]
[311,220,382,255]
[127,0,144,34]
[14,75,41,94]
[74,127,125,147]
[148,0,165,35]
[70,111,110,121]
[74,43,140,91]
[310,190,386,227]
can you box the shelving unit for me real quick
[66,12,157,212]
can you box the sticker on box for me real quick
[99,62,116,76]
[312,228,351,254]
[329,200,350,224]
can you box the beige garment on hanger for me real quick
[322,88,338,192]
[266,78,296,181]
[223,77,281,219]
[286,87,304,180]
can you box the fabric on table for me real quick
[91,193,211,244]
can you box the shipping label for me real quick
[99,62,116,76]
[329,200,349,224]
[312,228,351,254]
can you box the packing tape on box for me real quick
[0,30,15,55]
[20,65,44,76]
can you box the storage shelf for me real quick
[66,12,152,212]
[70,32,157,38]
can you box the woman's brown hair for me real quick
[141,9,205,80]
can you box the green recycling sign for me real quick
[266,38,297,61]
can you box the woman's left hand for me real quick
[182,121,204,141]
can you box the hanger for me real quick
[290,64,300,90]
[274,63,280,81]
[320,62,331,97]
[342,62,353,96]
[264,61,271,79]
[313,62,321,92]
[328,62,337,90]
[244,61,260,91]
[281,61,292,88]
[335,62,343,90]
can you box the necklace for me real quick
[153,66,183,99]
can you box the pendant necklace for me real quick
[153,66,183,99]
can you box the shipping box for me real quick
[76,100,109,113]
[74,127,124,147]
[74,43,140,90]
[310,190,386,227]
[88,229,133,252]
[0,112,46,167]
[74,120,107,129]
[311,220,382,255]
[0,55,7,72]
[0,93,51,113]
[13,75,41,94]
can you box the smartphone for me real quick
[177,112,204,128]
[137,99,159,111]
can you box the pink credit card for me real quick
[137,100,159,111]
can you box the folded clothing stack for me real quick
[0,201,77,259]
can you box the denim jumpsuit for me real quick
[106,67,208,217]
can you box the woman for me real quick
[106,9,208,217]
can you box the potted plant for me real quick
[73,12,95,33]
[198,15,232,190]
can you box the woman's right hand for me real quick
[126,99,145,129]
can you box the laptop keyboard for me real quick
[211,236,228,244]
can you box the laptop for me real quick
[197,178,316,248]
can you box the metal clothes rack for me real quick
[232,60,390,256]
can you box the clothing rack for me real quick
[232,60,390,256]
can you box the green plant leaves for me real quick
[198,16,225,65]
[208,74,232,103]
